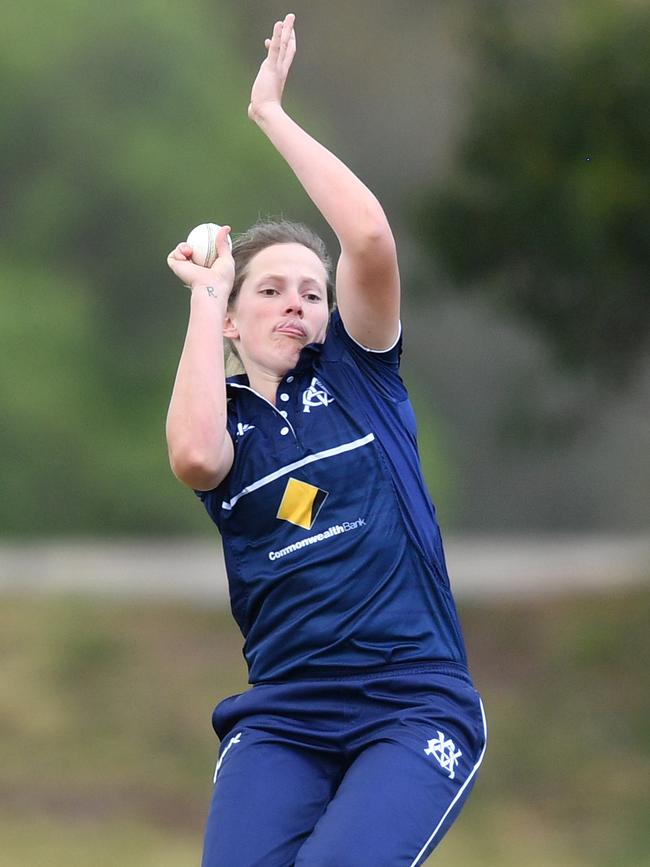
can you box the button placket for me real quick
[277,390,292,437]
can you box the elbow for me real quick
[168,447,221,490]
[364,214,394,241]
[341,221,397,264]
[348,218,396,255]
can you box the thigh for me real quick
[201,727,339,867]
[294,699,487,867]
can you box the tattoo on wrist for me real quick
[189,283,223,297]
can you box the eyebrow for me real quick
[256,274,324,289]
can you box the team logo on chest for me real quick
[424,731,463,780]
[276,477,329,530]
[302,376,335,413]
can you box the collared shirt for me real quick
[196,310,469,683]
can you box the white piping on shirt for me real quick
[221,433,376,511]
[344,320,402,353]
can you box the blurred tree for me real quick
[413,0,650,383]
[1,0,451,535]
[0,0,311,535]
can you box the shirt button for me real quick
[280,426,289,436]
[279,410,288,418]
[280,393,290,402]
[286,376,294,383]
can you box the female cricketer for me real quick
[166,13,487,866]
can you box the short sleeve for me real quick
[327,308,402,364]
[322,309,406,402]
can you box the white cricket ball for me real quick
[186,223,232,267]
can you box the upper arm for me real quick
[170,430,235,492]
[334,229,401,351]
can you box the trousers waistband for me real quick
[254,660,472,687]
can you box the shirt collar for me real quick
[226,339,323,393]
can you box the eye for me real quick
[304,292,322,302]
[259,286,279,296]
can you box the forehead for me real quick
[245,243,327,284]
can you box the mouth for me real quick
[275,321,307,339]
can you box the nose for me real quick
[284,290,304,316]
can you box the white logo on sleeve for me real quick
[424,731,463,779]
[213,731,242,783]
[302,377,335,413]
[236,423,255,438]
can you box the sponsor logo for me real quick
[276,477,329,530]
[424,731,463,780]
[302,376,335,413]
[236,423,255,438]
[268,518,366,561]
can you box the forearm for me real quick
[252,104,390,248]
[166,287,230,475]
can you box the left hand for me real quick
[248,13,296,122]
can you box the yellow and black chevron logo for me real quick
[276,477,329,530]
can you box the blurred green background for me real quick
[1,0,649,864]
[2,0,649,536]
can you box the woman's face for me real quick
[225,243,330,377]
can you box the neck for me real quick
[245,367,284,405]
[238,346,299,405]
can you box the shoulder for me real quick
[316,309,406,404]
[322,308,402,366]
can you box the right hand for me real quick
[167,224,235,294]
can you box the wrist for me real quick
[189,282,231,305]
[250,101,287,129]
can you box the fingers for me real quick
[279,14,295,68]
[215,225,233,258]
[267,13,295,65]
[166,245,193,284]
[267,20,282,62]
[167,242,192,261]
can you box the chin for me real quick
[275,335,305,359]
[282,345,302,367]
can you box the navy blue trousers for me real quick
[201,663,487,867]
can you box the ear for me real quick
[223,311,239,340]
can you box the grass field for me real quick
[1,584,648,866]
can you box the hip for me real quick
[211,661,484,750]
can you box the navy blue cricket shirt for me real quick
[196,309,469,683]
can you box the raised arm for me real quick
[165,227,235,491]
[249,14,400,351]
